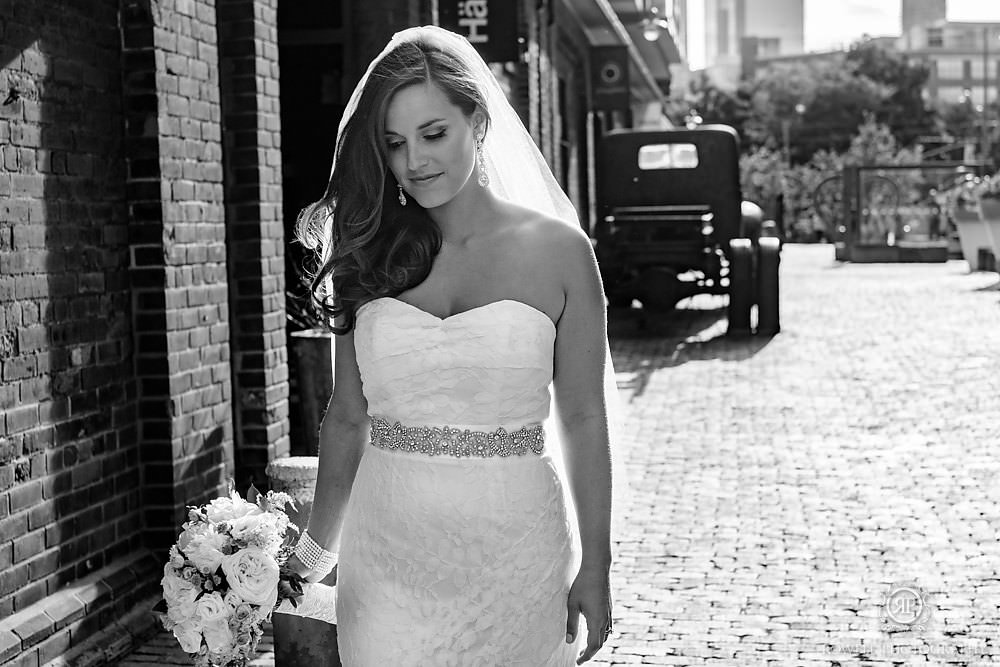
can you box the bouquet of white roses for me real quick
[155,482,305,666]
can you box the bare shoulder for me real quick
[486,200,602,323]
[494,201,595,279]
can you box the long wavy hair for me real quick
[295,39,491,334]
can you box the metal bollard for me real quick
[756,237,781,336]
[978,247,996,273]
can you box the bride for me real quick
[287,25,622,666]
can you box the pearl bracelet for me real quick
[294,530,338,577]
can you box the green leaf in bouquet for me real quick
[247,483,262,509]
[277,573,305,608]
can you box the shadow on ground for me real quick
[608,298,775,402]
[972,275,1000,292]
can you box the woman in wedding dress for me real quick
[287,26,620,666]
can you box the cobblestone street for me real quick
[122,245,1000,666]
[596,244,1000,666]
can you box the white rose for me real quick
[195,592,229,625]
[226,513,266,541]
[220,547,280,608]
[186,531,229,572]
[230,512,287,552]
[232,603,255,627]
[206,492,262,524]
[202,619,235,654]
[177,522,212,555]
[162,572,200,624]
[223,590,243,609]
[169,545,186,569]
[172,620,203,654]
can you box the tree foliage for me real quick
[715,39,938,161]
[793,65,889,159]
[845,41,936,146]
[667,71,751,136]
[937,100,981,140]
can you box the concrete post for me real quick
[267,456,340,666]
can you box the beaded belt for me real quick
[368,415,545,458]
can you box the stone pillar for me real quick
[216,0,291,490]
[266,456,318,530]
[267,456,340,667]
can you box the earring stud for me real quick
[397,184,407,206]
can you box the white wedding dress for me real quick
[330,295,584,666]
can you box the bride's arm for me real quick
[299,327,370,580]
[548,225,613,571]
[546,220,614,661]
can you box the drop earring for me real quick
[476,136,489,188]
[397,183,407,206]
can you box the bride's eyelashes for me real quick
[386,130,447,152]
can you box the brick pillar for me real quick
[120,0,233,553]
[216,0,290,489]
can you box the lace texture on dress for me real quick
[331,297,584,666]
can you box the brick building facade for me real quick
[0,0,678,663]
[1,0,292,662]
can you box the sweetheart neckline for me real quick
[362,296,557,332]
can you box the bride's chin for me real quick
[413,194,446,209]
[413,189,458,210]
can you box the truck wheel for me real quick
[602,276,631,309]
[609,296,634,309]
[727,239,753,336]
[638,267,681,312]
[756,237,780,335]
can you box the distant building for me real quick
[741,7,1000,112]
[902,20,1000,107]
[702,0,804,89]
[900,0,947,48]
[743,48,844,80]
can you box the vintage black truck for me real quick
[594,125,780,336]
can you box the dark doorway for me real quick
[278,0,349,453]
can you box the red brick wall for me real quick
[0,0,141,619]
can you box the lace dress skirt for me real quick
[334,423,583,666]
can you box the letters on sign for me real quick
[458,0,488,44]
[439,0,519,62]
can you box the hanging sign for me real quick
[439,0,519,62]
[591,46,630,113]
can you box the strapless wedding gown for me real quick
[333,296,584,666]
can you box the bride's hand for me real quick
[285,552,338,585]
[565,564,613,664]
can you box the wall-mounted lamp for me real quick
[641,1,672,42]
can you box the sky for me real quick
[686,0,1000,70]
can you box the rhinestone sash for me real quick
[368,415,545,458]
